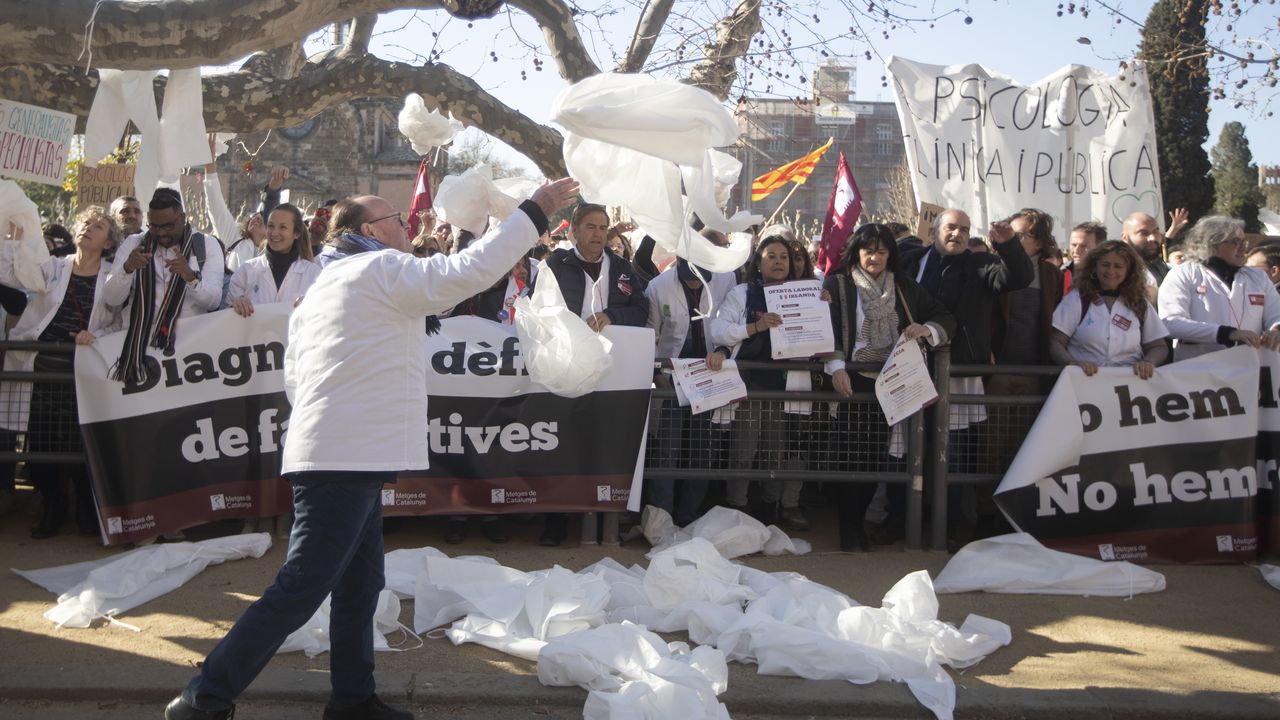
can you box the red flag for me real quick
[816,152,862,275]
[407,158,433,238]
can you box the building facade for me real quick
[733,61,910,238]
[213,99,424,224]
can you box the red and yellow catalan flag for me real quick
[751,137,834,201]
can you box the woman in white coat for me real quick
[226,203,319,535]
[1158,216,1280,360]
[0,206,121,538]
[1050,240,1169,378]
[227,203,321,318]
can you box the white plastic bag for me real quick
[551,74,760,274]
[398,93,464,155]
[513,260,613,398]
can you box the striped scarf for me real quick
[111,225,199,384]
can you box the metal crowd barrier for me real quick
[0,341,85,465]
[927,346,1058,550]
[639,359,927,550]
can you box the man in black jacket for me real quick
[538,203,649,330]
[897,209,1034,544]
[533,203,648,546]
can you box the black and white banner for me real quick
[995,346,1264,564]
[76,307,653,545]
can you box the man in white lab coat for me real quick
[165,179,580,720]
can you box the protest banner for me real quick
[995,347,1260,564]
[76,163,136,210]
[0,98,74,186]
[1257,350,1280,556]
[887,57,1162,240]
[75,309,653,545]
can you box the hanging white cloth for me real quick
[83,68,211,201]
[0,179,51,290]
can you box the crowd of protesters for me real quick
[2,166,1278,551]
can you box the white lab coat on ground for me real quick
[227,254,321,307]
[0,250,119,431]
[1158,262,1280,360]
[281,208,540,474]
[645,267,736,360]
[101,231,225,322]
[1052,290,1169,367]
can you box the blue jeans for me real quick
[182,471,392,711]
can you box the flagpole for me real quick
[763,183,803,227]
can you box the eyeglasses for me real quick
[367,212,406,228]
[1220,236,1244,247]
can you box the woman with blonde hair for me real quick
[1049,240,1168,378]
[0,206,123,538]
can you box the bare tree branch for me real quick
[0,57,567,176]
[0,0,458,70]
[339,15,378,58]
[618,0,676,73]
[684,0,761,101]
[506,0,600,81]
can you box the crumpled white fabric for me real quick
[539,623,730,720]
[551,74,760,274]
[434,164,527,236]
[410,535,1007,720]
[933,533,1166,596]
[12,533,271,629]
[1260,564,1280,591]
[714,569,1010,720]
[644,505,811,559]
[83,68,211,201]
[398,93,464,155]
[278,589,421,657]
[0,179,51,290]
[513,259,614,398]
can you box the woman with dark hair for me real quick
[708,235,811,527]
[228,203,322,318]
[0,206,123,538]
[1051,240,1169,377]
[823,223,954,551]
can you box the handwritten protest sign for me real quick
[888,57,1162,240]
[77,163,136,210]
[0,98,74,186]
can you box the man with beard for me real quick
[1121,212,1170,292]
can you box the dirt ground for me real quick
[2,493,1278,718]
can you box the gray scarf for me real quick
[850,267,898,363]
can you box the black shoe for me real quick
[481,518,508,544]
[323,693,413,720]
[164,695,235,720]
[539,515,567,547]
[443,519,467,544]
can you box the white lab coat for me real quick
[645,267,735,359]
[1158,262,1280,360]
[282,207,541,474]
[102,231,225,322]
[227,254,321,307]
[1052,290,1168,367]
[0,252,119,432]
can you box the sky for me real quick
[285,0,1276,177]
